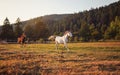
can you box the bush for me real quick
[115,35,120,40]
[74,36,79,42]
[37,38,44,43]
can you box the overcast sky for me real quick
[0,0,119,25]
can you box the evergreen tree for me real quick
[33,21,48,40]
[79,22,90,42]
[0,17,14,41]
[91,29,101,41]
[24,20,48,41]
[104,16,120,40]
[24,25,34,40]
[14,17,23,38]
[89,23,95,41]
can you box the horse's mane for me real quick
[64,31,70,35]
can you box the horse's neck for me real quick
[63,34,68,39]
[21,34,26,38]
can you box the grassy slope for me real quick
[0,42,120,75]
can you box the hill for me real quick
[41,14,70,21]
[0,1,120,41]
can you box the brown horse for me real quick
[17,33,26,45]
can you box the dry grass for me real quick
[0,42,120,75]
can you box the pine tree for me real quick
[79,22,90,42]
[0,17,14,41]
[24,20,48,41]
[24,25,34,40]
[33,21,48,40]
[14,17,23,38]
[104,16,120,40]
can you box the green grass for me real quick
[0,42,120,75]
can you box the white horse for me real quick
[48,31,72,50]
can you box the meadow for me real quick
[0,42,120,75]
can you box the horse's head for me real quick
[64,31,72,37]
[22,33,26,37]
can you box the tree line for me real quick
[44,1,120,41]
[0,17,48,42]
[0,1,120,42]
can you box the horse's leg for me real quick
[23,41,26,47]
[20,39,24,47]
[21,41,26,47]
[20,39,23,47]
[23,37,26,47]
[64,42,69,51]
[55,41,58,50]
[17,38,20,43]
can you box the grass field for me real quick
[0,42,120,75]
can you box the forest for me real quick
[0,1,120,42]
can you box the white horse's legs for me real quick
[64,42,69,51]
[55,42,58,50]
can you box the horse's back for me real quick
[55,36,64,43]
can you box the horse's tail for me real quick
[48,35,56,41]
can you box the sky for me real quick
[0,0,119,25]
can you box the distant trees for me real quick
[0,17,49,42]
[0,17,15,41]
[79,22,90,41]
[24,20,49,41]
[44,1,120,42]
[14,17,23,38]
[24,24,34,40]
[33,21,48,40]
[0,1,120,42]
[104,16,120,40]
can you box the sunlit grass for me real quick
[0,42,120,75]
